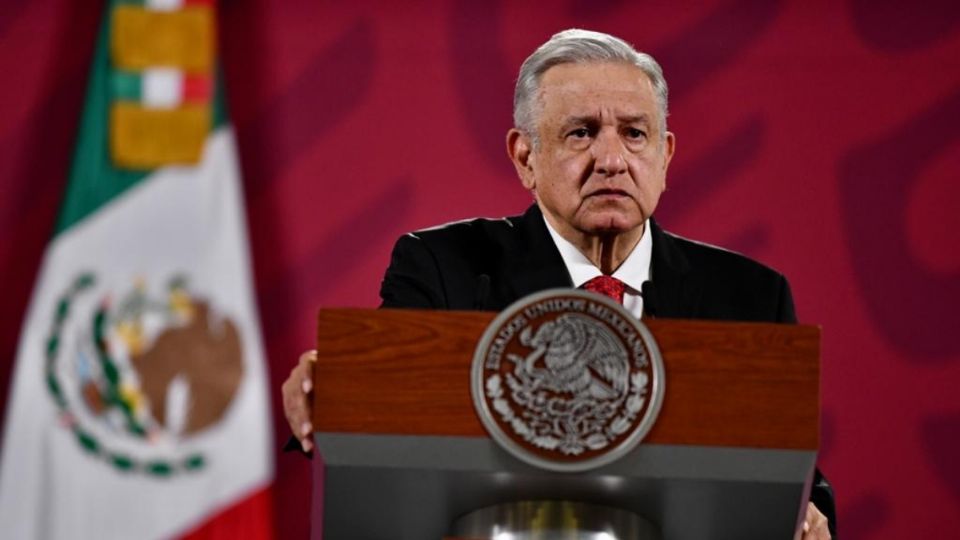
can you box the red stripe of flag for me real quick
[177,486,274,540]
[182,74,213,103]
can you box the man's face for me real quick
[509,62,675,241]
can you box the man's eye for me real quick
[569,128,590,138]
[626,128,647,139]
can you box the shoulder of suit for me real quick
[659,227,788,283]
[404,214,522,246]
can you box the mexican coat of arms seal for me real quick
[471,289,665,472]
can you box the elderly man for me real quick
[282,29,836,539]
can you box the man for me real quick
[282,29,835,538]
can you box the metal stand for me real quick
[449,501,660,540]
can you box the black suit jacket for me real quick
[380,204,836,535]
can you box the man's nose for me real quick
[592,132,627,176]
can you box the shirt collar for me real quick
[542,215,652,293]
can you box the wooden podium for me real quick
[311,308,821,540]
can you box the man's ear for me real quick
[662,131,676,174]
[506,128,536,191]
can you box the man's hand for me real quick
[794,502,831,540]
[281,350,317,452]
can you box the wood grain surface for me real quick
[313,308,820,450]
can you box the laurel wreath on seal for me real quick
[485,317,650,456]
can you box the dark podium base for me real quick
[312,433,813,540]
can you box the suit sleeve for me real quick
[776,274,798,324]
[379,233,446,308]
[778,275,838,538]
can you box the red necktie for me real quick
[581,275,626,304]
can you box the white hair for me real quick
[513,29,669,143]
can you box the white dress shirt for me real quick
[542,217,652,319]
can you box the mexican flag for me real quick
[0,1,274,538]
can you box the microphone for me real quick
[474,274,491,310]
[641,280,658,318]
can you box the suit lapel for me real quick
[504,205,572,302]
[649,218,701,318]
[499,208,701,317]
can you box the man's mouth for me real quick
[587,189,629,198]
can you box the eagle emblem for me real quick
[43,272,244,475]
[473,289,664,472]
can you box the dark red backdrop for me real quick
[1,1,958,538]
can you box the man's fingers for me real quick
[299,351,316,394]
[299,349,317,366]
[799,502,831,540]
[296,419,314,451]
[283,350,319,450]
[283,381,310,437]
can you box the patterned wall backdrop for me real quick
[1,1,958,538]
